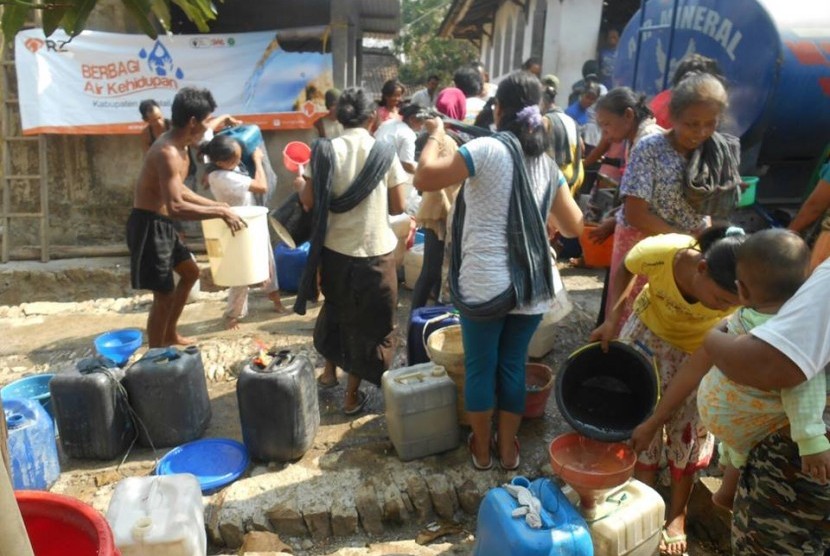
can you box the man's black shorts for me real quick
[126,208,191,293]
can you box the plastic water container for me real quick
[283,141,311,174]
[473,476,593,556]
[274,241,310,293]
[1,373,55,419]
[49,358,134,460]
[561,480,664,556]
[237,351,319,462]
[528,262,573,359]
[4,398,60,490]
[426,324,468,425]
[556,341,659,442]
[738,176,759,207]
[218,125,263,160]
[123,347,211,448]
[382,363,459,461]
[524,363,554,419]
[107,474,206,556]
[403,243,424,290]
[16,490,120,556]
[579,225,614,268]
[407,305,460,366]
[201,205,270,287]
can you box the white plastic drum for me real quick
[201,206,270,287]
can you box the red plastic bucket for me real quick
[15,490,120,556]
[524,363,554,419]
[282,141,311,174]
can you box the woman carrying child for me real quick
[631,229,828,518]
[203,135,286,329]
[591,227,745,555]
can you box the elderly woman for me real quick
[294,88,408,415]
[414,71,583,471]
[607,73,731,331]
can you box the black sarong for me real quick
[313,248,397,386]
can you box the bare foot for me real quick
[165,333,196,346]
[224,317,240,331]
[268,293,288,313]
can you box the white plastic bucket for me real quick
[201,206,270,287]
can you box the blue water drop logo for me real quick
[140,40,185,79]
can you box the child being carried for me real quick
[632,228,829,510]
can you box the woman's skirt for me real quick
[313,248,397,386]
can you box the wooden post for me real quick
[0,396,9,476]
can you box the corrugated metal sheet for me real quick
[439,0,500,40]
[172,0,400,36]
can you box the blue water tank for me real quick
[615,0,830,167]
[473,477,593,556]
[4,398,60,490]
[275,241,310,293]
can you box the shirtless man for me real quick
[127,87,245,347]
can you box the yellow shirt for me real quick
[625,233,734,353]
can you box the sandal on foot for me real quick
[494,433,521,471]
[316,374,339,389]
[659,528,688,556]
[343,390,368,415]
[467,432,493,471]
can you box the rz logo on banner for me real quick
[24,38,44,53]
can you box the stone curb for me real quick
[208,449,531,550]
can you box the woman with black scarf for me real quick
[414,71,583,471]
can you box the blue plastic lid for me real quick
[156,438,249,493]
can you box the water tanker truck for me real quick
[614,0,830,208]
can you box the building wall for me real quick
[542,0,604,97]
[479,0,603,96]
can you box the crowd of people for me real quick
[129,49,829,555]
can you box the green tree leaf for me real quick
[394,0,478,89]
[120,0,159,38]
[62,0,99,37]
[169,0,218,32]
[0,0,222,39]
[2,4,30,43]
[41,5,70,37]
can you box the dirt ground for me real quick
[1,262,728,555]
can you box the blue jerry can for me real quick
[4,398,60,490]
[473,476,593,556]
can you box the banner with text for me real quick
[15,28,333,135]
